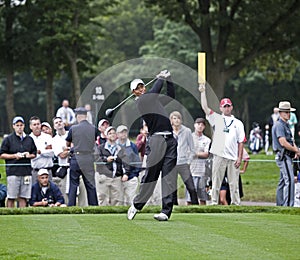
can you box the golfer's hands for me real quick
[199,83,206,93]
[156,70,171,79]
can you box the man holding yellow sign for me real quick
[198,53,246,205]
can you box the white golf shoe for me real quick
[153,212,169,221]
[127,204,138,220]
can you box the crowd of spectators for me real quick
[0,91,299,210]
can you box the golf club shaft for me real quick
[112,93,135,110]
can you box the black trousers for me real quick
[68,154,98,206]
[134,135,177,218]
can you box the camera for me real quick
[47,196,54,205]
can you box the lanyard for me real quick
[223,118,233,133]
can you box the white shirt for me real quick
[56,107,76,125]
[190,132,211,177]
[30,132,54,168]
[207,112,245,161]
[52,131,69,166]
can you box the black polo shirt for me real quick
[0,133,37,176]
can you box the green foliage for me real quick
[143,0,300,97]
[140,19,200,68]
[240,51,300,84]
[90,0,155,74]
[225,67,300,134]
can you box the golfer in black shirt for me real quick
[127,70,178,221]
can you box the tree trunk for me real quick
[46,69,54,123]
[5,70,15,132]
[242,97,250,135]
[4,2,16,132]
[207,65,227,99]
[70,56,81,107]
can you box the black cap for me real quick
[195,118,206,125]
[74,107,87,115]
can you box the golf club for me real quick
[105,77,157,118]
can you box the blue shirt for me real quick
[29,181,65,206]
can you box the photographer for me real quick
[272,101,300,207]
[29,169,65,207]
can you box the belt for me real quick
[33,167,52,171]
[74,151,92,155]
[285,150,295,158]
[275,149,295,158]
[152,132,173,139]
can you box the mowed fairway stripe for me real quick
[0,213,299,259]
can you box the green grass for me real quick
[0,213,299,259]
[177,152,279,202]
[242,153,278,202]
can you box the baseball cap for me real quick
[130,79,145,91]
[116,125,128,133]
[220,98,232,107]
[194,118,206,125]
[13,116,25,124]
[38,168,49,176]
[98,119,109,128]
[41,122,52,129]
[74,107,87,115]
[104,126,116,136]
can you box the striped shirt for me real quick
[190,132,211,177]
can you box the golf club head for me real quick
[105,108,114,118]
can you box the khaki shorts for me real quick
[7,175,32,199]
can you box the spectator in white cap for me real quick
[29,168,66,207]
[116,125,141,205]
[41,122,53,137]
[96,119,110,146]
[95,126,130,206]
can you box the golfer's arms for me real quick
[199,83,211,115]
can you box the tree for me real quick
[140,19,199,68]
[90,0,155,73]
[34,0,118,106]
[143,0,300,98]
[0,0,37,130]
